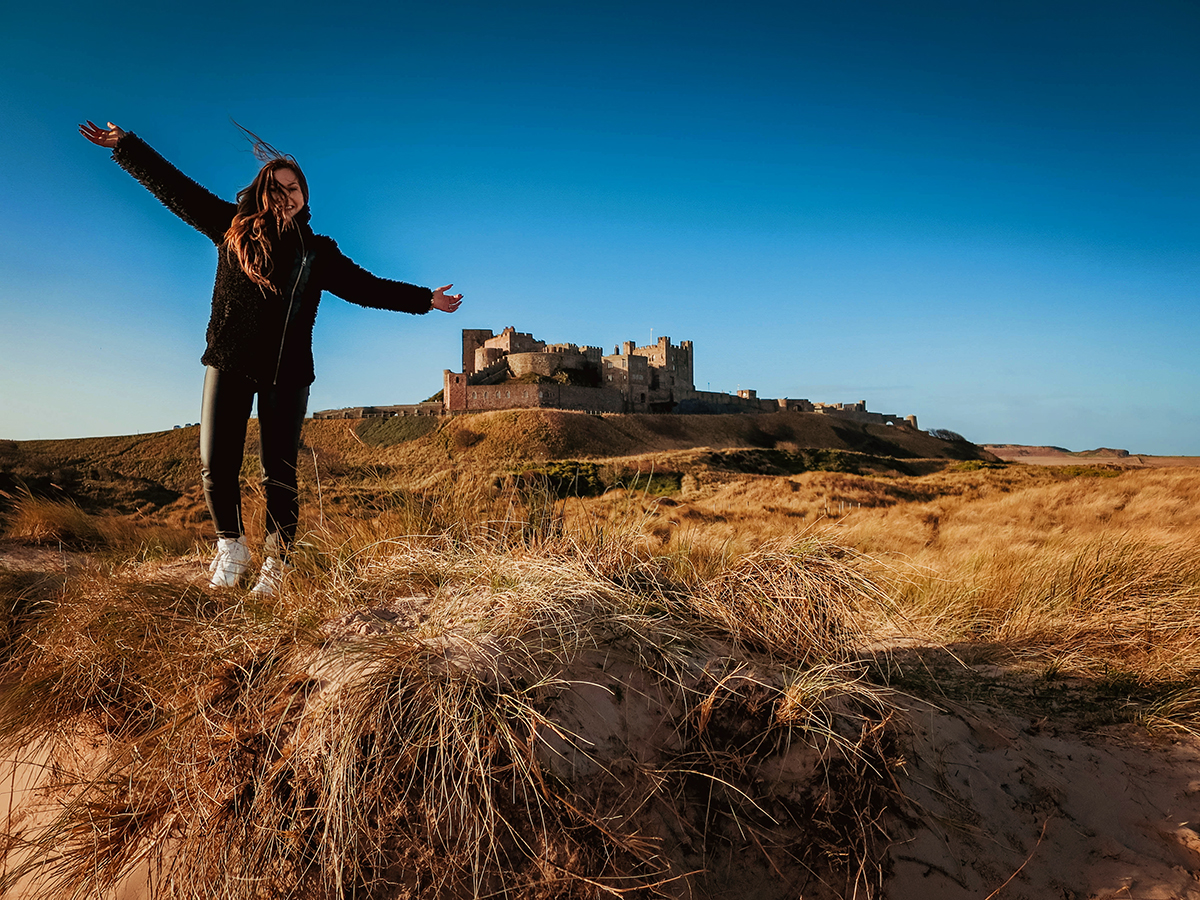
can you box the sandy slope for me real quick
[4,675,1196,898]
[888,700,1200,899]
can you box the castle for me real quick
[442,327,694,415]
[313,326,919,429]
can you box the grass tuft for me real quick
[5,494,199,558]
[0,513,896,898]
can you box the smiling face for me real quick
[269,166,306,223]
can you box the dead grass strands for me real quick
[678,540,894,665]
[5,494,200,560]
[890,536,1200,683]
[569,466,1200,719]
[0,517,896,898]
[6,455,1200,894]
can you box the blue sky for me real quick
[2,0,1197,453]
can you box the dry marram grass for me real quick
[2,435,1199,897]
[0,496,897,899]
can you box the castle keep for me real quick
[313,326,918,429]
[443,327,695,415]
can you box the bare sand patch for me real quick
[888,700,1200,899]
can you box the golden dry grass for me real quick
[2,429,1199,897]
[4,493,202,558]
[571,465,1200,721]
[0,486,897,899]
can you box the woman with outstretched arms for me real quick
[80,120,463,594]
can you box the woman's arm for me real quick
[79,120,236,244]
[320,238,462,315]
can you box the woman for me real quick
[80,120,463,595]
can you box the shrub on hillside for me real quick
[519,461,606,497]
[928,428,967,442]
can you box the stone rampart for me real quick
[448,382,624,414]
[672,390,769,414]
[814,408,914,428]
[459,384,543,412]
[535,384,624,413]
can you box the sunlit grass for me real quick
[3,454,1199,897]
[0,484,896,899]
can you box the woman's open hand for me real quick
[432,284,463,313]
[79,120,125,148]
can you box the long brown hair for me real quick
[223,126,309,292]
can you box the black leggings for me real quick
[200,366,309,557]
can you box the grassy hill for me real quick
[1,411,993,517]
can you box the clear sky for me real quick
[2,0,1197,453]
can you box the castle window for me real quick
[506,391,511,398]
[471,391,477,399]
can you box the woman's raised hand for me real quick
[79,120,125,148]
[431,284,463,313]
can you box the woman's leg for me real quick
[200,366,254,539]
[257,381,310,559]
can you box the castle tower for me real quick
[461,329,494,376]
[677,340,695,391]
[443,370,467,411]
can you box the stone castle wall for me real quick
[313,402,442,420]
[440,371,624,414]
[443,327,696,414]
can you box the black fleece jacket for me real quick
[111,133,433,386]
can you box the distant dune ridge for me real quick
[986,443,1199,467]
[986,444,1129,458]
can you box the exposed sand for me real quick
[888,700,1200,899]
[1,733,159,899]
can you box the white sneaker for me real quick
[209,536,251,588]
[250,556,291,597]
